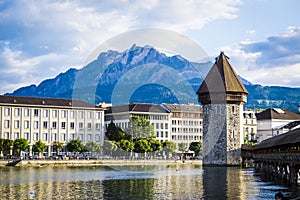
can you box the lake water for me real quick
[0,163,298,199]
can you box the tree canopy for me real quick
[66,139,84,153]
[125,116,155,140]
[32,140,47,156]
[189,141,202,157]
[13,138,29,155]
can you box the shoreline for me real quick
[0,159,202,167]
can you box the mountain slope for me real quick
[5,45,300,112]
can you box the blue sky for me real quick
[0,0,300,94]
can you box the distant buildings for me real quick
[104,103,203,151]
[0,95,105,156]
[255,108,300,143]
[243,110,257,143]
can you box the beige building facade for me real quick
[0,96,105,156]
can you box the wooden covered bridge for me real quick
[241,127,300,184]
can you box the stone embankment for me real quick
[0,159,202,167]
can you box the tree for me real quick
[105,121,127,142]
[125,116,155,140]
[189,141,202,157]
[148,139,162,152]
[85,141,101,156]
[0,139,5,157]
[178,142,188,153]
[134,139,151,153]
[162,141,176,159]
[32,140,47,157]
[13,138,29,156]
[3,139,13,157]
[66,139,84,156]
[52,141,64,153]
[103,140,118,157]
[117,139,134,158]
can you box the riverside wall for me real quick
[0,159,202,167]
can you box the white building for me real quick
[0,95,105,156]
[243,110,257,143]
[162,104,202,149]
[104,103,171,142]
[104,103,203,152]
[256,108,300,143]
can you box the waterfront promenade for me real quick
[0,159,201,167]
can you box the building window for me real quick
[53,133,57,141]
[4,120,10,128]
[62,110,67,118]
[87,123,92,129]
[52,110,58,118]
[70,122,75,130]
[70,111,75,119]
[79,111,84,119]
[34,109,39,117]
[43,133,48,141]
[79,123,84,129]
[43,121,48,129]
[165,131,168,138]
[4,132,9,139]
[95,134,100,142]
[14,132,20,139]
[96,123,101,130]
[14,120,20,129]
[24,121,29,129]
[165,123,168,129]
[24,132,29,140]
[24,109,30,117]
[15,108,20,116]
[71,133,75,140]
[61,122,66,129]
[34,121,39,129]
[161,131,164,137]
[87,134,92,142]
[52,122,57,129]
[5,108,10,116]
[88,112,93,119]
[96,112,101,120]
[79,134,83,141]
[43,110,49,118]
[34,133,39,140]
[61,134,66,141]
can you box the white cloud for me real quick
[0,0,242,94]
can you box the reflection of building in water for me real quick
[152,165,204,199]
[203,167,248,199]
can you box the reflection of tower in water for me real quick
[197,52,248,165]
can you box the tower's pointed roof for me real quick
[197,52,248,95]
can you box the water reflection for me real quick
[0,164,296,199]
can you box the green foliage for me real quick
[148,139,162,152]
[162,141,176,154]
[134,139,151,153]
[106,121,127,142]
[103,140,118,155]
[125,116,155,139]
[189,141,202,156]
[178,142,188,153]
[32,140,47,154]
[66,139,84,153]
[117,139,134,152]
[85,141,101,153]
[13,138,29,153]
[52,141,64,153]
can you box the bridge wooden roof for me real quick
[255,127,300,149]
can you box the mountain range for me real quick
[6,45,300,112]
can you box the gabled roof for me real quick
[0,95,98,109]
[163,104,202,113]
[255,108,300,120]
[197,52,248,95]
[105,103,170,114]
[255,127,300,149]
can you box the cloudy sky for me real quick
[0,0,299,94]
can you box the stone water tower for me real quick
[197,52,248,165]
